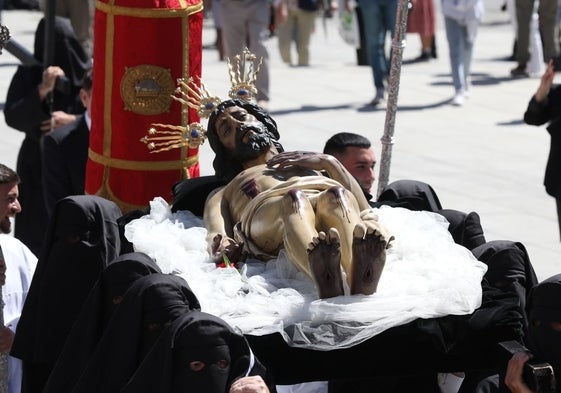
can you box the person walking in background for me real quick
[38,0,94,58]
[510,0,559,77]
[346,0,397,106]
[274,0,318,66]
[212,0,225,60]
[407,0,437,61]
[0,163,37,393]
[220,0,271,108]
[522,60,561,242]
[441,0,484,106]
[3,16,90,256]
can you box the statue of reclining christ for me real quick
[202,98,393,299]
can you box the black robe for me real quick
[10,195,122,393]
[3,15,90,256]
[120,311,276,393]
[70,273,201,393]
[42,252,162,393]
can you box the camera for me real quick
[54,75,71,95]
[499,340,557,393]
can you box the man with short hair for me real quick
[203,99,392,299]
[323,132,377,200]
[0,163,37,393]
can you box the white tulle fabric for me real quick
[125,197,488,350]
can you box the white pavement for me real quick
[0,1,559,280]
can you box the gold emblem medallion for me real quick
[120,65,175,115]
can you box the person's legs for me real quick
[359,0,386,99]
[276,8,296,64]
[537,0,559,61]
[295,8,315,66]
[462,25,476,91]
[246,0,271,102]
[65,0,94,57]
[514,0,533,69]
[220,0,248,59]
[381,0,397,71]
[444,16,464,93]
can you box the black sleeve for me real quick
[523,84,561,126]
[4,66,50,140]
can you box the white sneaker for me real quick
[451,92,464,106]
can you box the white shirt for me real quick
[0,234,37,393]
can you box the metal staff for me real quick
[43,0,57,67]
[376,0,411,198]
[0,245,8,393]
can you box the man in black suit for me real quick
[42,68,92,218]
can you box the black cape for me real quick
[121,311,276,393]
[70,273,201,393]
[42,252,162,393]
[10,195,122,393]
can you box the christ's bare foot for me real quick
[307,228,344,299]
[350,224,387,295]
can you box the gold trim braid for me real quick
[96,0,203,18]
[88,148,199,170]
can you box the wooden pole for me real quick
[376,0,410,198]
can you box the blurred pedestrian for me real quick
[510,0,559,77]
[38,0,94,57]
[274,0,318,66]
[441,0,484,106]
[220,0,271,108]
[407,0,437,61]
[347,0,397,106]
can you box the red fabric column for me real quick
[86,0,203,212]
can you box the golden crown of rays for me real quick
[140,48,263,153]
[0,25,11,55]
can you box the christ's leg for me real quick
[307,228,344,298]
[280,189,344,298]
[349,223,387,295]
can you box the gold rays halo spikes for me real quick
[140,48,263,153]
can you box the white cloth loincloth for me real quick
[125,197,487,350]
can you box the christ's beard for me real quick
[233,123,272,162]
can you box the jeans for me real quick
[359,0,397,92]
[444,16,475,93]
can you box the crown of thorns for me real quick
[140,48,262,153]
